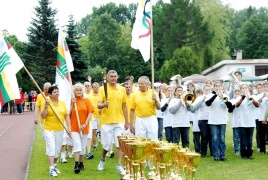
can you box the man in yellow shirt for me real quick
[84,81,94,159]
[34,82,51,127]
[84,81,92,97]
[97,70,128,173]
[124,82,135,134]
[130,76,160,140]
[88,82,101,151]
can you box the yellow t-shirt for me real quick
[130,89,159,117]
[43,99,68,131]
[88,92,100,118]
[132,85,137,93]
[126,93,136,122]
[36,93,50,123]
[98,84,127,124]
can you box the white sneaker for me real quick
[116,164,124,173]
[60,157,67,163]
[49,169,57,177]
[106,152,110,157]
[53,166,61,174]
[68,153,73,158]
[97,159,105,171]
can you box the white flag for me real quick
[131,0,152,62]
[55,27,74,111]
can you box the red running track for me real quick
[0,111,35,180]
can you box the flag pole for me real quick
[68,72,83,137]
[23,66,71,137]
[150,0,154,89]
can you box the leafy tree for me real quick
[160,46,201,82]
[92,3,131,25]
[76,14,92,37]
[87,13,121,68]
[236,15,263,59]
[66,15,89,84]
[196,0,231,68]
[25,0,58,86]
[87,65,106,83]
[115,24,151,82]
[127,3,138,28]
[154,0,211,60]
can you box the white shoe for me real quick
[49,169,57,177]
[106,152,110,157]
[60,157,67,163]
[116,164,124,173]
[97,159,105,171]
[68,153,73,158]
[53,166,61,174]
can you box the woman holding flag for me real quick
[69,83,93,174]
[41,85,70,177]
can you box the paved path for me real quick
[0,112,35,180]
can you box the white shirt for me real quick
[230,98,241,128]
[161,98,173,127]
[237,98,258,127]
[169,98,190,127]
[191,110,200,132]
[206,94,229,125]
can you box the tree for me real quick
[115,24,151,82]
[154,0,211,60]
[26,0,58,85]
[87,65,106,83]
[236,15,263,59]
[196,0,231,68]
[66,15,89,83]
[87,13,121,68]
[92,3,132,25]
[76,14,92,37]
[160,46,201,82]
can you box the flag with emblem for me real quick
[0,33,24,104]
[131,0,152,62]
[55,27,74,111]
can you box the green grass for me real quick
[27,124,268,180]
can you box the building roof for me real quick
[202,59,268,75]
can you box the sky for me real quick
[1,0,268,42]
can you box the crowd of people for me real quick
[1,89,38,114]
[4,69,268,177]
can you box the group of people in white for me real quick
[32,69,268,177]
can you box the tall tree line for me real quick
[6,0,268,88]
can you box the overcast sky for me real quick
[1,0,268,41]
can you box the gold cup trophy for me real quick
[118,136,201,180]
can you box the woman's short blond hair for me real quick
[73,83,87,99]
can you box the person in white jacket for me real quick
[169,85,191,147]
[205,81,233,161]
[160,86,174,143]
[235,84,259,159]
[229,89,242,156]
[188,84,212,157]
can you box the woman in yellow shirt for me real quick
[41,86,70,177]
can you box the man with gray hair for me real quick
[34,82,51,127]
[97,70,128,173]
[130,76,160,140]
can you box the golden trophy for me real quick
[154,147,172,179]
[177,147,189,180]
[185,152,201,180]
[119,136,136,179]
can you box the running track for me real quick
[0,112,35,180]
